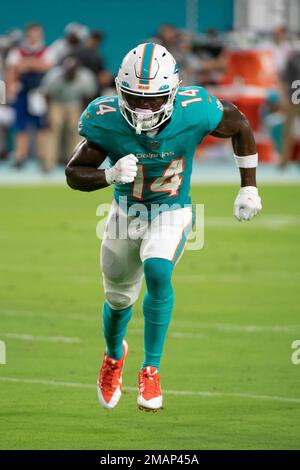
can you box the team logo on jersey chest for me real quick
[136,151,175,159]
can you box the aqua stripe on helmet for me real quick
[139,43,155,85]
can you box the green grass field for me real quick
[1,183,300,450]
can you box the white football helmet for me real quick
[115,43,180,134]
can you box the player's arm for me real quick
[65,140,108,191]
[211,100,262,221]
[211,100,257,186]
[65,140,138,192]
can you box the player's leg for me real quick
[97,201,144,409]
[101,204,144,360]
[142,257,174,370]
[13,92,29,167]
[43,103,64,172]
[36,128,48,171]
[281,105,296,165]
[67,104,82,161]
[137,257,174,412]
[137,207,194,411]
[14,131,29,166]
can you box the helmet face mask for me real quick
[116,43,179,134]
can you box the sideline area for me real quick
[1,159,300,185]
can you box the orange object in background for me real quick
[210,90,265,132]
[201,134,219,146]
[222,50,276,87]
[233,96,265,131]
[199,49,283,163]
[256,138,275,163]
[218,49,277,130]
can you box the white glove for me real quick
[105,154,138,185]
[233,186,262,221]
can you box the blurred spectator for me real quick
[152,25,197,86]
[49,22,89,64]
[0,30,23,82]
[173,38,201,86]
[5,23,55,168]
[153,25,226,87]
[0,36,10,79]
[203,29,225,59]
[41,57,97,171]
[75,30,113,96]
[272,26,291,76]
[195,30,226,86]
[261,90,284,157]
[0,30,24,160]
[260,26,292,77]
[0,106,15,160]
[280,47,300,166]
[156,24,182,59]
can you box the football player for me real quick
[66,43,262,412]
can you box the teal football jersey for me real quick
[78,86,223,219]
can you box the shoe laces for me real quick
[139,367,160,397]
[100,355,122,390]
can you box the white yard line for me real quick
[204,215,300,228]
[131,319,300,334]
[130,328,205,339]
[3,333,81,344]
[1,308,89,322]
[0,376,299,404]
[171,322,300,333]
[174,271,300,284]
[2,308,300,334]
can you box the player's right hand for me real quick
[105,154,138,185]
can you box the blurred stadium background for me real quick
[0,0,300,177]
[1,0,300,450]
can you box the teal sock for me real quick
[102,301,132,360]
[141,258,174,371]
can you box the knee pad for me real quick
[103,277,143,310]
[105,291,132,310]
[143,257,173,301]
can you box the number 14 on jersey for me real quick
[132,158,184,199]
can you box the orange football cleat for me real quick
[97,340,128,409]
[137,366,163,412]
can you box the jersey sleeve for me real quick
[176,86,224,140]
[78,100,107,150]
[203,89,224,133]
[78,103,105,149]
[78,98,118,152]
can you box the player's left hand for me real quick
[233,186,262,221]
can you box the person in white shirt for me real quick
[41,57,97,171]
[6,23,55,169]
